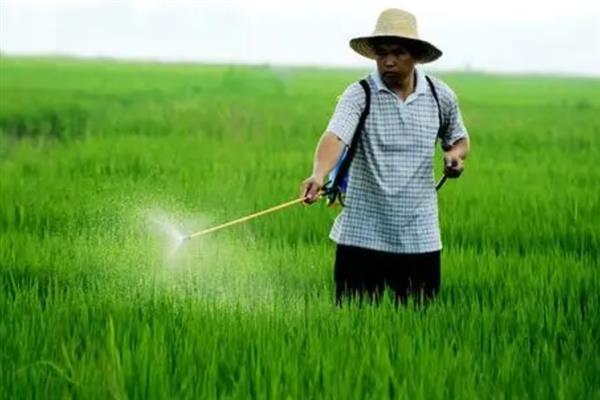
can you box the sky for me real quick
[1,0,599,76]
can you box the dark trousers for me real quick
[334,244,441,305]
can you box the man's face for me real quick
[371,39,417,87]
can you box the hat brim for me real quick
[349,35,442,63]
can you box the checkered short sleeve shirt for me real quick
[326,69,468,254]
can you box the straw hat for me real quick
[349,8,442,63]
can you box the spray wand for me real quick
[181,173,450,242]
[182,195,313,241]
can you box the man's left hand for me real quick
[443,152,464,178]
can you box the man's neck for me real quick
[385,69,416,101]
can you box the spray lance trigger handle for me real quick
[322,176,347,207]
[320,179,340,207]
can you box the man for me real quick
[300,8,470,305]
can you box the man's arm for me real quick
[300,132,346,203]
[437,80,470,178]
[300,81,365,204]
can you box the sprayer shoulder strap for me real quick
[332,79,371,188]
[425,75,447,142]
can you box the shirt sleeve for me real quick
[439,86,469,150]
[326,82,366,146]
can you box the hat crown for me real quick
[373,8,419,39]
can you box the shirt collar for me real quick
[370,68,427,97]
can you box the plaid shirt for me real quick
[326,68,468,254]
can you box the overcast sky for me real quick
[1,0,599,76]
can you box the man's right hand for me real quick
[300,174,325,205]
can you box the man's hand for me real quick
[443,151,464,178]
[443,137,469,178]
[300,174,325,205]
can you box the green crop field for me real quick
[1,56,599,399]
